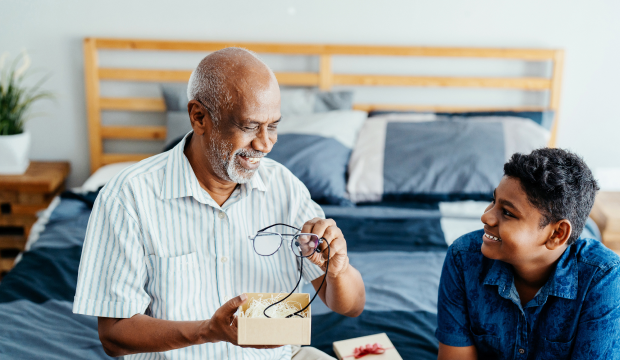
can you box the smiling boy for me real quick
[436,148,620,359]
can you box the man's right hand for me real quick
[99,293,281,357]
[202,293,282,349]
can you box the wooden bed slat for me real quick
[99,98,550,114]
[352,104,548,112]
[100,97,166,111]
[334,74,551,90]
[94,38,558,60]
[99,68,319,86]
[101,153,154,165]
[99,69,551,92]
[101,126,167,140]
[276,72,319,86]
[99,68,192,82]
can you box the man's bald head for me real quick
[187,47,277,125]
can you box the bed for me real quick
[0,38,585,359]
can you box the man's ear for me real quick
[187,100,212,136]
[545,219,572,250]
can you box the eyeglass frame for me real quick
[246,223,330,318]
[247,223,325,258]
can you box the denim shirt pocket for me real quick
[146,252,203,321]
[539,337,574,359]
[471,327,501,359]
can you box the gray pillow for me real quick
[161,84,191,150]
[161,83,189,111]
[279,88,354,114]
[314,91,353,112]
[279,88,316,115]
[347,116,550,203]
[165,111,192,147]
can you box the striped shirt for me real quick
[73,133,325,360]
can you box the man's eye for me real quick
[244,126,259,131]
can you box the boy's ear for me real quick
[545,219,572,250]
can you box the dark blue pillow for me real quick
[267,134,353,206]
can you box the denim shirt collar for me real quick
[160,131,267,207]
[483,246,578,305]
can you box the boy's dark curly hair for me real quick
[504,148,599,245]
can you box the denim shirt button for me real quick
[519,349,525,354]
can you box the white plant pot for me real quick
[0,131,31,175]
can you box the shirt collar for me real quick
[483,245,579,303]
[544,246,578,300]
[483,259,514,299]
[160,131,267,205]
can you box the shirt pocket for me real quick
[471,327,501,359]
[538,337,573,359]
[147,252,203,321]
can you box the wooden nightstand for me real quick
[590,192,620,255]
[0,161,70,278]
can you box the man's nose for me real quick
[252,127,275,154]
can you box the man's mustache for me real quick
[235,149,267,158]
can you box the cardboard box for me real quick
[237,293,311,345]
[333,333,402,360]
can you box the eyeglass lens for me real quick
[253,233,282,256]
[291,234,319,258]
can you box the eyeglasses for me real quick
[248,223,330,318]
[248,223,324,258]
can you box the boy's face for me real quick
[480,176,557,265]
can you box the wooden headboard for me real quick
[83,38,564,174]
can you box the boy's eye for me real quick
[502,209,514,217]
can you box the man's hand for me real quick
[98,294,280,357]
[204,294,281,349]
[302,218,350,278]
[301,218,365,317]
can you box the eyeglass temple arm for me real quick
[263,255,304,318]
[289,238,329,318]
[257,223,302,233]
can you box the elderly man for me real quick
[73,48,365,360]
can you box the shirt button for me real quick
[221,256,228,263]
[218,212,225,219]
[519,349,525,354]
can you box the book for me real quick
[333,333,402,360]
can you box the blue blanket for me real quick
[0,192,601,359]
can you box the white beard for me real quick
[207,130,264,184]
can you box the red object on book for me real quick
[343,343,395,359]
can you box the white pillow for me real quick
[80,162,137,192]
[278,110,368,149]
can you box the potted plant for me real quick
[0,52,51,174]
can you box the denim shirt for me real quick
[436,229,620,359]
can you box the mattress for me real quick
[0,191,601,359]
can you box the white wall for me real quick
[1,0,619,187]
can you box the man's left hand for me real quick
[302,218,349,278]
